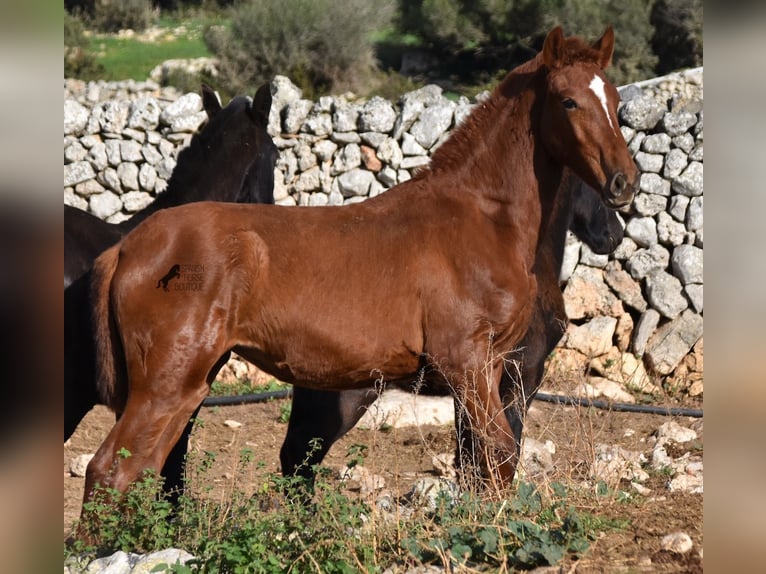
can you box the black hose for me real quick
[202,388,702,418]
[202,389,292,406]
[535,392,703,418]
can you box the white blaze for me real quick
[589,74,617,135]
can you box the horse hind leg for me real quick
[280,387,378,485]
[159,352,231,505]
[82,378,210,501]
[79,344,223,540]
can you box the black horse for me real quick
[279,177,624,485]
[65,83,278,501]
[65,83,277,288]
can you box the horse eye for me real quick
[562,98,577,110]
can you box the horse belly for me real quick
[235,322,423,390]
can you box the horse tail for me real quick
[90,244,128,413]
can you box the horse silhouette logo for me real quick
[156,264,181,292]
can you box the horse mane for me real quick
[423,34,602,178]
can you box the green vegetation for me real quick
[88,32,210,81]
[64,10,105,80]
[541,0,658,87]
[651,0,703,75]
[90,0,153,33]
[209,376,289,397]
[204,0,396,100]
[65,0,702,97]
[67,452,621,572]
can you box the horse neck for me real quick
[427,61,565,265]
[116,143,245,232]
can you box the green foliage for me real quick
[91,0,153,33]
[400,0,552,50]
[651,0,703,74]
[209,376,288,397]
[345,443,369,468]
[277,402,292,424]
[401,482,593,569]
[64,10,105,80]
[88,31,210,82]
[71,470,177,555]
[204,0,395,98]
[68,444,614,573]
[542,0,659,85]
[367,69,426,102]
[399,0,668,85]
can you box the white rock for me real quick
[64,99,90,135]
[339,464,385,496]
[564,316,617,357]
[432,452,456,479]
[356,389,454,429]
[131,548,195,574]
[656,421,698,443]
[520,437,556,477]
[632,482,652,496]
[84,550,138,574]
[668,473,703,494]
[590,444,649,484]
[408,477,460,511]
[588,377,636,403]
[69,453,94,477]
[660,531,694,554]
[89,190,123,219]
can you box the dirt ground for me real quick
[64,391,703,573]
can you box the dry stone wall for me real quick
[63,68,703,395]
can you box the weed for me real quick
[210,377,288,397]
[277,402,292,424]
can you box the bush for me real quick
[204,0,395,98]
[399,0,660,86]
[91,0,153,33]
[400,0,552,51]
[651,0,703,74]
[64,11,105,80]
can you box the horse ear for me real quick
[592,25,615,69]
[250,83,273,125]
[201,83,222,118]
[542,26,566,70]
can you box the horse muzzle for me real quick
[605,172,637,209]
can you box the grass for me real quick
[65,371,637,573]
[209,376,289,398]
[79,13,225,82]
[66,459,615,573]
[88,32,211,82]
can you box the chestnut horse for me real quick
[65,83,277,502]
[280,177,625,484]
[84,26,637,506]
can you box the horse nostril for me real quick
[609,173,631,199]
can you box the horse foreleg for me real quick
[454,361,519,491]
